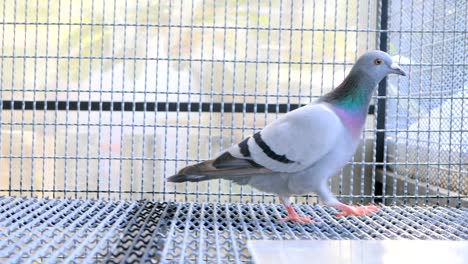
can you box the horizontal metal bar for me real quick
[1,21,467,34]
[2,89,466,100]
[2,189,466,199]
[1,121,464,134]
[0,55,355,64]
[0,155,465,166]
[1,123,465,135]
[0,89,321,98]
[1,55,466,67]
[1,89,467,100]
[1,100,300,113]
[0,100,375,115]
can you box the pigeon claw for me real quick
[278,204,315,223]
[334,204,379,217]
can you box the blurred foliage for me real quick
[0,0,377,98]
[0,0,383,201]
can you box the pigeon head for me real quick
[353,50,406,82]
[321,50,407,134]
[322,50,407,109]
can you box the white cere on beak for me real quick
[389,61,407,76]
[391,62,400,70]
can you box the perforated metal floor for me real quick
[0,197,467,263]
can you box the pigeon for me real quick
[167,50,406,223]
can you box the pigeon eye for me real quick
[374,58,383,65]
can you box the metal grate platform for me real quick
[1,197,467,263]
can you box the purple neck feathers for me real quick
[320,69,379,139]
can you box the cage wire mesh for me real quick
[386,0,468,206]
[0,0,467,263]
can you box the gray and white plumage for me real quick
[168,50,406,221]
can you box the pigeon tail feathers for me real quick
[167,152,272,183]
[166,173,210,183]
[167,160,216,182]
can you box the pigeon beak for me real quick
[390,62,407,76]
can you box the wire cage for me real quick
[0,0,467,263]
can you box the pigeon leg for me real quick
[333,203,379,217]
[278,196,314,223]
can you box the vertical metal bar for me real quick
[7,0,17,197]
[366,0,375,204]
[208,1,217,203]
[195,0,207,202]
[110,0,118,199]
[241,0,251,202]
[105,0,114,200]
[229,0,240,203]
[119,0,129,199]
[424,0,437,206]
[355,0,364,204]
[402,0,416,205]
[321,0,333,195]
[264,0,273,203]
[163,1,172,201]
[391,0,405,206]
[319,1,327,96]
[298,0,305,108]
[375,0,389,203]
[153,0,162,201]
[446,2,459,206]
[458,0,468,207]
[184,0,195,202]
[305,0,317,204]
[286,1,293,112]
[272,0,284,203]
[0,0,6,196]
[331,0,342,205]
[385,0,394,206]
[52,0,62,198]
[141,0,150,200]
[255,0,262,202]
[309,0,316,103]
[174,0,183,201]
[64,2,72,197]
[74,0,83,199]
[286,0,294,204]
[218,0,228,202]
[129,0,140,200]
[343,0,353,205]
[64,0,74,199]
[97,0,107,199]
[20,0,29,196]
[414,0,428,206]
[42,0,51,198]
[435,0,449,206]
[30,0,39,196]
[84,0,96,199]
[274,0,283,120]
[297,1,308,201]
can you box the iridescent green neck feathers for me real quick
[320,69,378,114]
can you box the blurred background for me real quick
[0,0,465,206]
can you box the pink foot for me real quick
[279,216,314,223]
[278,205,315,223]
[333,204,379,217]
